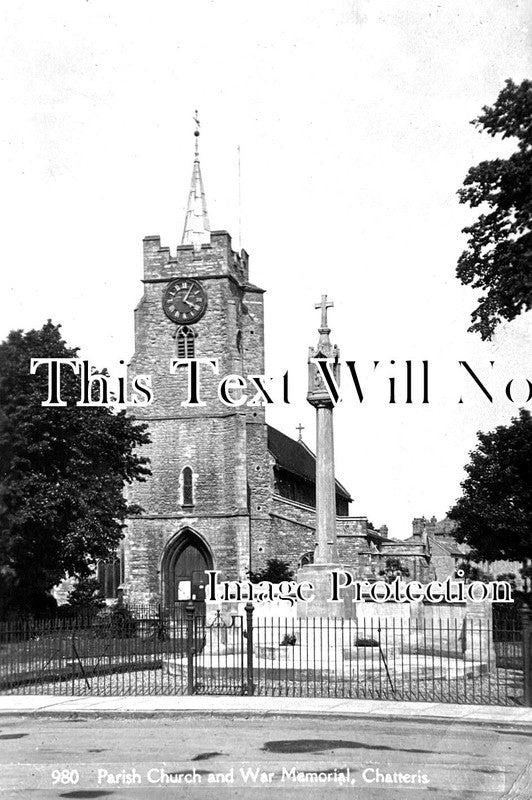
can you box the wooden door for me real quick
[167,535,211,617]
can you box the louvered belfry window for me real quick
[176,326,195,358]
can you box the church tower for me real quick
[124,117,268,608]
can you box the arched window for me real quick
[182,466,194,507]
[176,326,195,359]
[96,556,121,599]
[299,551,314,568]
[236,330,243,355]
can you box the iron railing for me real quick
[0,603,529,706]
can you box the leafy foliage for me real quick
[457,79,532,339]
[495,572,518,592]
[66,576,105,613]
[93,605,137,638]
[448,409,532,572]
[0,322,150,615]
[248,557,294,583]
[355,637,379,647]
[454,559,491,583]
[378,557,410,582]
[280,633,297,646]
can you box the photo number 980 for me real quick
[51,769,80,785]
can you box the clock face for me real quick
[162,278,207,324]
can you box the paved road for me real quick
[0,713,530,798]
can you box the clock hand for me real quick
[183,285,194,302]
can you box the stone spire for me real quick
[181,111,211,252]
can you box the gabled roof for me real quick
[267,424,352,501]
[402,533,469,557]
[429,536,469,557]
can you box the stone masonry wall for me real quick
[124,230,267,601]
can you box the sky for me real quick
[1,0,531,538]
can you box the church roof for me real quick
[428,536,468,557]
[267,424,352,501]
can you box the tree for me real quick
[65,576,105,613]
[378,557,410,582]
[0,322,150,615]
[448,409,532,589]
[495,572,518,592]
[454,559,490,583]
[248,558,294,583]
[457,79,532,340]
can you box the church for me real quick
[120,123,432,609]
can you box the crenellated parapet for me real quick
[142,231,250,285]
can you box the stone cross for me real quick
[296,423,305,441]
[315,295,334,329]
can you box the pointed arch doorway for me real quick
[162,529,213,616]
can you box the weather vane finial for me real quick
[193,110,200,156]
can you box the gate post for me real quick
[186,602,195,695]
[245,602,255,696]
[522,600,532,707]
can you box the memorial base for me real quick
[296,564,356,619]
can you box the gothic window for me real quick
[182,466,194,507]
[96,556,121,599]
[236,330,243,355]
[176,326,195,359]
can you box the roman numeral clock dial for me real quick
[162,278,207,324]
